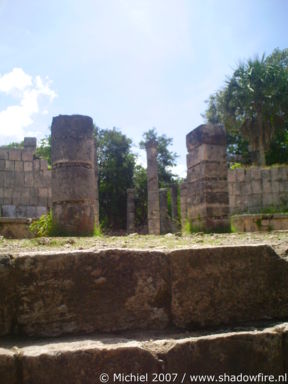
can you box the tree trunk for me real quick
[256,111,266,166]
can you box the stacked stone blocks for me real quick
[185,124,230,232]
[93,138,100,227]
[1,245,288,337]
[229,165,288,214]
[2,245,288,382]
[0,138,51,217]
[51,115,96,236]
[126,188,136,233]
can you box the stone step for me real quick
[1,322,288,384]
[1,245,288,338]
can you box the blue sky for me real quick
[0,0,287,176]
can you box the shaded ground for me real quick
[0,231,287,259]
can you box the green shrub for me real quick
[93,224,103,237]
[29,211,54,237]
[30,212,103,237]
[230,162,242,170]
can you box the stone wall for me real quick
[1,245,288,337]
[181,162,288,227]
[228,166,288,214]
[0,138,51,218]
[231,213,288,232]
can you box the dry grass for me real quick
[0,231,287,258]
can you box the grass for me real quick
[29,212,104,238]
[93,224,103,237]
[0,231,287,255]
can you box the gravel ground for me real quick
[0,231,287,258]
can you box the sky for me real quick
[0,0,287,176]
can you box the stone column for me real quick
[159,188,171,234]
[186,124,230,232]
[145,140,160,235]
[127,188,136,233]
[180,182,188,231]
[94,138,100,227]
[51,115,95,236]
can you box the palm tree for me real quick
[222,55,288,165]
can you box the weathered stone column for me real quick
[51,115,95,235]
[180,182,188,231]
[159,188,171,234]
[94,138,100,227]
[127,188,136,233]
[146,140,160,235]
[186,124,230,232]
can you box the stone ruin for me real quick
[180,123,288,233]
[1,245,288,381]
[128,124,231,234]
[1,118,288,380]
[126,188,136,234]
[125,122,288,234]
[0,137,51,218]
[0,115,100,238]
[145,139,161,235]
[182,123,230,232]
[1,117,288,237]
[0,137,52,238]
[51,115,97,236]
[126,140,179,235]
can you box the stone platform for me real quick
[0,217,34,239]
[1,322,288,384]
[1,246,288,382]
[1,246,288,337]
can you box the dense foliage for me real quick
[0,141,24,149]
[133,164,148,229]
[35,135,51,165]
[96,127,135,230]
[204,48,288,165]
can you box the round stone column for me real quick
[51,115,95,235]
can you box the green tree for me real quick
[266,125,288,165]
[133,164,147,228]
[1,141,24,149]
[204,49,288,165]
[139,128,178,186]
[35,135,51,165]
[96,127,136,230]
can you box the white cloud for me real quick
[0,68,56,141]
[0,67,32,94]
